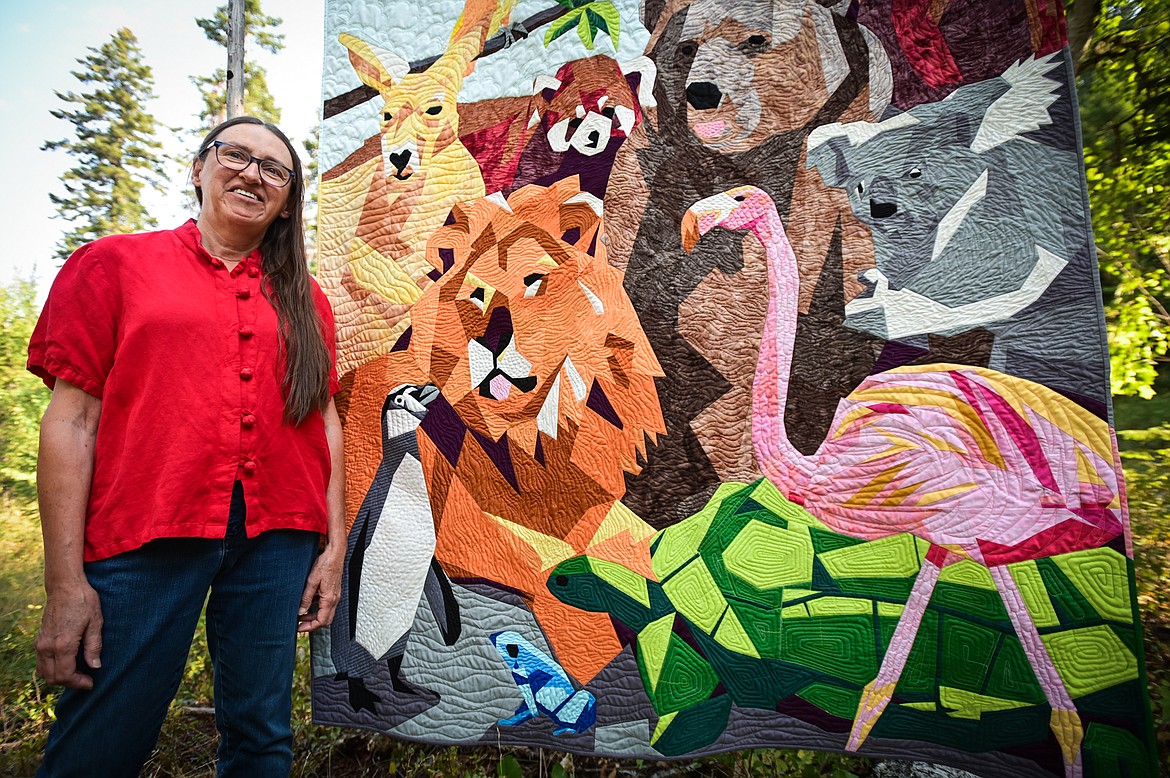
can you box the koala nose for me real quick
[686,82,722,110]
[869,200,898,219]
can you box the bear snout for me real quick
[686,82,722,110]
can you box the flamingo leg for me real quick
[847,557,943,752]
[988,565,1083,778]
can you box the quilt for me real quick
[308,1,1157,775]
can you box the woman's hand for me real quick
[298,397,346,633]
[37,581,104,689]
[297,543,343,632]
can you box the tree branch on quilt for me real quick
[309,1,1156,776]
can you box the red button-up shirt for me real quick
[28,221,339,561]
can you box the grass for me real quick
[1114,389,1170,766]
[1,391,1168,775]
[0,496,52,776]
[0,494,875,777]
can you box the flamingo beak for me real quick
[681,210,700,253]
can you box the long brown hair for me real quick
[194,117,331,425]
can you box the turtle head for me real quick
[547,555,656,632]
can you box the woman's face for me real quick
[193,123,295,240]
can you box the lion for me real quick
[341,178,666,682]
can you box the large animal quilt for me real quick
[309,1,1156,775]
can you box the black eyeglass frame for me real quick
[206,140,296,188]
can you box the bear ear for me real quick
[640,0,668,33]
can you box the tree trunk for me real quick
[1066,0,1102,73]
[226,0,246,118]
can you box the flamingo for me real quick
[681,186,1125,778]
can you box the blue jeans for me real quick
[38,482,319,778]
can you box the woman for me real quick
[28,117,345,777]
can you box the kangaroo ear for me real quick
[339,33,408,91]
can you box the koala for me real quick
[807,54,1109,407]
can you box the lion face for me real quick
[407,179,665,473]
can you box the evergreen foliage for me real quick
[0,278,50,499]
[1076,0,1170,396]
[303,120,320,272]
[41,28,167,261]
[191,0,284,127]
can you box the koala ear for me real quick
[805,137,850,188]
[943,112,979,149]
[806,124,852,185]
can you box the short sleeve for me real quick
[311,277,340,396]
[27,242,120,396]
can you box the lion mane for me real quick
[409,178,664,496]
[338,179,665,681]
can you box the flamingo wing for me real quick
[802,366,1122,562]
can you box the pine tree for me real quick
[0,277,50,498]
[303,119,320,272]
[192,0,284,127]
[42,28,167,261]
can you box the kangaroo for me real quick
[322,0,513,374]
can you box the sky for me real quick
[0,0,326,295]
[0,0,649,299]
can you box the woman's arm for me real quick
[297,397,346,632]
[36,379,103,689]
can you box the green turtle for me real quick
[547,479,1143,761]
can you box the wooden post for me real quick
[226,0,246,118]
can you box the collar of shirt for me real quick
[175,219,264,276]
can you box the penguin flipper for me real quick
[424,556,462,647]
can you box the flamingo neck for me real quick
[749,210,816,496]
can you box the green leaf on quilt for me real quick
[543,8,585,47]
[588,2,621,49]
[577,9,595,50]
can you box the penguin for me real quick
[331,383,461,712]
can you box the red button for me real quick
[241,414,256,428]
[236,289,251,299]
[248,267,260,278]
[240,368,253,380]
[242,460,257,475]
[239,325,254,338]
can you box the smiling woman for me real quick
[27,116,347,777]
[194,123,297,267]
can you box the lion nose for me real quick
[478,305,515,356]
[686,82,722,110]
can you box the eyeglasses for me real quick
[207,140,296,188]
